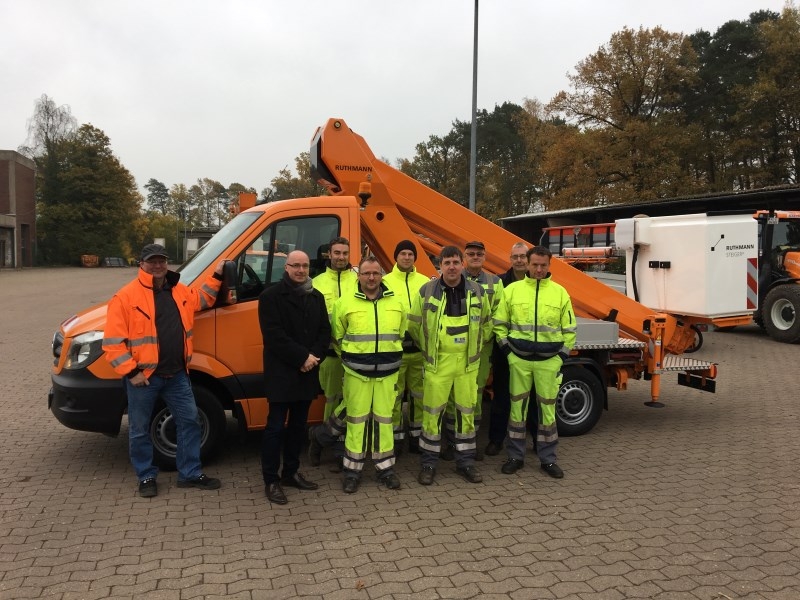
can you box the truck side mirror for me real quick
[215,260,239,306]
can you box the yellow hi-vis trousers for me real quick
[393,351,425,442]
[420,351,478,469]
[443,340,490,442]
[319,356,344,421]
[341,368,399,475]
[507,353,561,464]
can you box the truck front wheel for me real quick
[555,365,605,437]
[762,285,800,344]
[150,385,226,470]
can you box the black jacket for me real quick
[501,267,525,288]
[258,277,331,404]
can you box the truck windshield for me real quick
[177,212,261,284]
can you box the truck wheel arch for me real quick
[555,363,606,437]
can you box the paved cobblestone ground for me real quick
[1,267,799,599]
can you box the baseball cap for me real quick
[140,243,169,262]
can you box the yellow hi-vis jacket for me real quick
[466,269,504,346]
[493,275,577,361]
[465,269,504,315]
[333,284,407,378]
[408,275,493,374]
[382,263,430,353]
[313,265,358,354]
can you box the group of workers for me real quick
[104,237,576,504]
[260,236,577,504]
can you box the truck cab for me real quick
[50,196,361,468]
[755,210,800,342]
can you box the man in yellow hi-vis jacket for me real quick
[310,256,407,493]
[493,246,577,479]
[408,246,492,486]
[382,239,430,454]
[309,236,358,472]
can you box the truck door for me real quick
[213,211,346,427]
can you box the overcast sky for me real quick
[1,0,790,196]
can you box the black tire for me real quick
[762,285,800,343]
[684,325,703,353]
[555,365,605,437]
[150,385,226,470]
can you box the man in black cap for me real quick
[103,244,228,498]
[382,239,430,453]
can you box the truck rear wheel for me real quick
[150,385,226,470]
[762,285,800,344]
[555,366,604,436]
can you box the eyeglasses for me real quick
[286,263,310,270]
[465,251,485,257]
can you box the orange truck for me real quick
[49,118,719,468]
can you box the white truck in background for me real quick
[542,210,800,347]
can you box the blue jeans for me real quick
[125,371,203,482]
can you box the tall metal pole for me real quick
[469,0,479,212]
[176,213,180,264]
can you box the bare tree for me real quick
[18,93,77,158]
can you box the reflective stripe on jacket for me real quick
[408,275,492,374]
[102,268,222,379]
[466,270,504,315]
[312,266,359,316]
[334,284,407,378]
[466,270,504,346]
[382,263,430,353]
[313,266,358,354]
[493,275,577,360]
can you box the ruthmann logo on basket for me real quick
[335,164,373,172]
[725,244,755,251]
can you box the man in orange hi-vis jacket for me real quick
[103,243,226,499]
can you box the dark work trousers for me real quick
[261,399,312,484]
[487,347,537,446]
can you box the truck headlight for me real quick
[64,330,105,370]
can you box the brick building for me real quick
[0,151,36,268]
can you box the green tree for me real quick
[37,124,142,264]
[471,102,535,221]
[547,26,701,205]
[169,183,192,226]
[266,152,327,201]
[188,178,226,228]
[742,7,800,185]
[18,95,78,257]
[399,129,466,205]
[400,103,535,221]
[684,11,780,189]
[518,99,592,211]
[144,178,170,215]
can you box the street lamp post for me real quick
[469,0,479,213]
